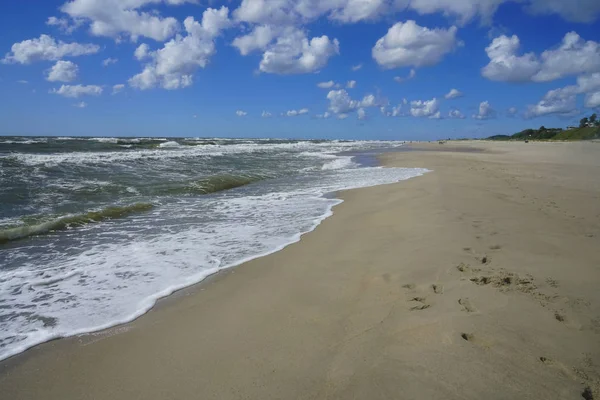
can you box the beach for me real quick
[1,141,599,399]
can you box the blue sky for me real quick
[1,0,599,140]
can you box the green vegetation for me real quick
[488,113,600,141]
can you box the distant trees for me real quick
[580,114,599,127]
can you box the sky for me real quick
[1,0,599,140]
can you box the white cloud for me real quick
[73,101,87,108]
[448,109,465,119]
[372,21,459,69]
[50,84,103,98]
[525,96,577,119]
[285,108,309,117]
[482,32,600,83]
[533,32,600,82]
[2,35,99,64]
[233,0,389,26]
[410,97,441,118]
[316,111,331,119]
[393,68,416,83]
[232,25,275,56]
[102,57,118,67]
[445,88,463,99]
[230,0,600,34]
[317,80,336,89]
[524,73,600,117]
[526,0,600,23]
[472,101,496,119]
[259,29,339,74]
[112,84,125,94]
[346,80,356,88]
[381,103,405,117]
[406,0,507,24]
[59,0,198,42]
[337,113,349,120]
[134,44,151,61]
[46,60,79,82]
[236,110,248,117]
[586,92,600,109]
[481,35,540,82]
[17,80,29,84]
[357,108,367,120]
[507,106,518,117]
[46,16,84,34]
[261,111,272,117]
[129,7,231,90]
[326,89,379,115]
[351,63,362,71]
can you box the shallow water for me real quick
[0,136,428,360]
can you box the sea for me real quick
[0,136,428,361]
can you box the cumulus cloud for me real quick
[326,89,379,115]
[393,68,416,83]
[481,35,540,82]
[134,44,151,61]
[482,32,600,83]
[448,109,465,119]
[259,28,340,74]
[337,113,349,120]
[232,25,275,55]
[525,73,600,117]
[410,97,441,118]
[2,35,99,64]
[231,0,579,29]
[285,108,309,117]
[346,80,357,88]
[59,0,198,42]
[472,101,496,119]
[316,111,331,119]
[317,80,336,89]
[445,88,463,99]
[73,101,87,108]
[50,84,103,98]
[236,110,248,117]
[129,7,231,90]
[233,0,390,26]
[112,84,125,94]
[261,111,272,117]
[372,21,459,69]
[507,106,518,117]
[46,16,84,34]
[46,60,79,82]
[357,108,367,120]
[102,57,118,67]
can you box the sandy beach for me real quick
[1,141,599,399]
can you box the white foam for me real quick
[158,141,181,148]
[321,157,356,170]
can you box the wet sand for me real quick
[1,141,599,399]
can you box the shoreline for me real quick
[2,141,599,399]
[0,146,426,363]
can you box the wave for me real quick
[321,157,356,170]
[0,203,154,244]
[157,174,265,196]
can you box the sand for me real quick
[1,141,599,399]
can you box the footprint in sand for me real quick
[431,284,444,294]
[409,297,431,311]
[458,298,477,313]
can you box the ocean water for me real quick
[0,136,428,361]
